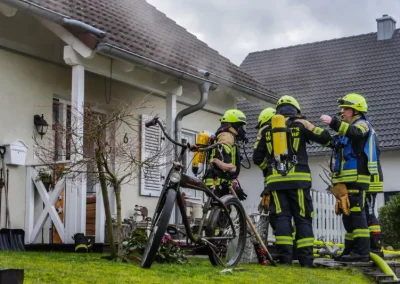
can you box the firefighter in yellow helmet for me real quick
[250,107,276,265]
[253,95,331,267]
[204,109,248,201]
[320,93,383,261]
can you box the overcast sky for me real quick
[147,0,400,66]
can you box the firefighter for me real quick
[255,107,277,231]
[366,140,384,256]
[254,95,331,267]
[204,109,248,201]
[253,107,276,265]
[320,93,376,262]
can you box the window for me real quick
[52,98,71,161]
[52,98,113,194]
[140,114,167,197]
[181,130,204,201]
[384,191,400,204]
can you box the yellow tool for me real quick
[271,114,290,175]
[192,132,210,175]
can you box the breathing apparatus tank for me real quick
[271,114,289,175]
[192,132,210,175]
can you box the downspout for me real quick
[174,82,212,150]
[0,0,105,38]
[173,82,211,225]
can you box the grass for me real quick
[0,252,373,284]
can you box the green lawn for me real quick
[0,252,373,284]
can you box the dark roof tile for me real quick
[239,30,400,154]
[23,0,275,97]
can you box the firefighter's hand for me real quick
[320,115,332,125]
[331,184,350,216]
[235,187,247,201]
[334,199,342,215]
[258,194,270,212]
[296,119,315,131]
[189,144,199,152]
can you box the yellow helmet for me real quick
[337,93,368,113]
[220,109,247,124]
[257,107,276,128]
[276,95,301,113]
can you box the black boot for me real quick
[341,252,370,262]
[334,247,352,262]
[253,243,269,265]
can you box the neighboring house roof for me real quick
[17,0,277,100]
[239,30,400,155]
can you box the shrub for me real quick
[123,228,187,264]
[379,193,400,249]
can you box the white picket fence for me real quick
[311,189,345,244]
[243,189,345,244]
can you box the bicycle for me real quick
[140,117,247,268]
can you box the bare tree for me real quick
[318,154,334,193]
[34,97,171,258]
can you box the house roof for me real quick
[239,30,400,155]
[19,0,277,100]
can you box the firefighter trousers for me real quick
[365,193,382,250]
[270,188,314,266]
[342,190,370,256]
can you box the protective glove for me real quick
[235,187,247,201]
[330,184,350,216]
[334,199,342,215]
[258,194,270,212]
[295,119,316,131]
[262,194,270,209]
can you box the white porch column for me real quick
[65,64,87,243]
[25,167,35,244]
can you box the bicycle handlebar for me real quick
[145,117,187,148]
[145,117,223,152]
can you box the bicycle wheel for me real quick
[206,195,247,267]
[140,189,177,268]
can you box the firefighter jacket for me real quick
[370,130,383,193]
[329,116,377,191]
[253,124,271,188]
[205,125,240,187]
[370,158,383,193]
[253,117,331,191]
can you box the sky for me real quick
[147,0,400,66]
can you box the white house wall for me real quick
[0,46,233,235]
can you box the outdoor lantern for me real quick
[34,114,48,139]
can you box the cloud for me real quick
[147,0,400,65]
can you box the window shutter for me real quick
[140,114,166,197]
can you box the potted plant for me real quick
[35,168,52,191]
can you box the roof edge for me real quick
[206,71,278,103]
[97,43,278,103]
[96,43,219,90]
[2,0,105,37]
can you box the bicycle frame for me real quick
[145,117,237,244]
[175,173,237,243]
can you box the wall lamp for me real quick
[34,114,48,139]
